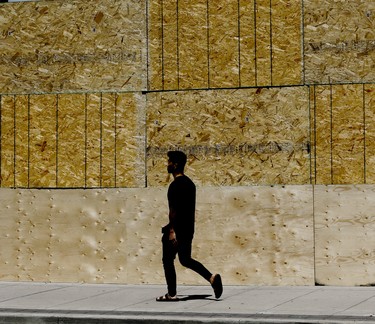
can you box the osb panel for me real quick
[311,84,366,185]
[312,85,332,184]
[271,0,301,86]
[57,94,85,187]
[255,0,272,86]
[15,95,29,188]
[209,0,239,88]
[0,0,146,94]
[0,186,314,285]
[315,185,375,286]
[148,0,302,90]
[147,87,310,186]
[304,0,375,84]
[29,95,57,188]
[1,92,145,189]
[365,85,375,183]
[331,84,365,184]
[178,0,208,89]
[0,95,15,187]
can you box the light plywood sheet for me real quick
[0,185,314,285]
[315,185,375,286]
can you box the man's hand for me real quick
[169,229,178,247]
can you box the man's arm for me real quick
[168,207,178,246]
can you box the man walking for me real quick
[156,150,223,301]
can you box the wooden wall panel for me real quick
[1,96,15,187]
[331,84,364,184]
[0,0,146,94]
[14,95,29,188]
[315,185,375,286]
[147,87,310,186]
[148,0,302,90]
[304,0,375,84]
[239,0,256,87]
[178,0,208,89]
[57,94,85,187]
[365,85,375,183]
[86,94,102,187]
[0,186,314,285]
[271,0,301,85]
[29,95,57,188]
[208,0,239,88]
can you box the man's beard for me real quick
[167,165,175,174]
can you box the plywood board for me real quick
[315,185,375,286]
[365,85,375,183]
[29,95,57,188]
[0,185,314,285]
[0,95,15,187]
[1,92,145,189]
[147,87,310,186]
[148,0,302,90]
[304,0,375,84]
[0,0,146,94]
[178,0,208,89]
[57,94,85,187]
[331,84,364,184]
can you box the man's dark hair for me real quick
[167,150,187,172]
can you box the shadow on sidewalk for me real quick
[178,294,215,301]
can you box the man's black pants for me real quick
[162,233,212,297]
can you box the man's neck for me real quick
[173,172,184,179]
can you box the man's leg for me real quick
[177,240,212,282]
[162,234,178,296]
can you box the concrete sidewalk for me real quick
[0,282,374,323]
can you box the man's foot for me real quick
[211,274,223,299]
[156,293,179,302]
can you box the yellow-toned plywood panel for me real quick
[101,93,116,187]
[304,0,375,84]
[1,96,15,187]
[147,87,310,186]
[29,95,57,187]
[313,85,332,184]
[178,0,208,89]
[115,93,145,188]
[57,94,85,187]
[255,0,271,86]
[0,186,314,285]
[162,0,179,90]
[148,0,163,91]
[0,0,146,93]
[86,94,101,187]
[239,0,256,87]
[315,185,375,286]
[271,0,302,85]
[365,85,375,183]
[14,96,29,188]
[331,84,364,184]
[208,0,239,88]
